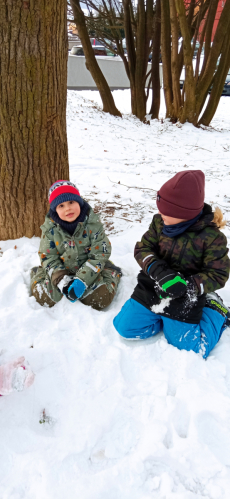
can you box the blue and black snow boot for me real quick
[206,292,230,328]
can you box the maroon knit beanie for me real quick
[156,170,205,219]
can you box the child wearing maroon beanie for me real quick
[31,180,121,310]
[114,170,230,358]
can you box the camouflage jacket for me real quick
[133,203,230,322]
[39,206,111,288]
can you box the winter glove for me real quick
[186,276,199,295]
[184,276,199,306]
[167,276,199,317]
[148,261,187,300]
[60,277,87,302]
[147,259,168,279]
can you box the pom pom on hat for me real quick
[48,180,84,211]
[156,170,205,220]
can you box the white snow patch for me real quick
[151,297,171,313]
[0,90,230,498]
[35,282,45,299]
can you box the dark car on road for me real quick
[222,69,230,96]
[180,67,230,96]
[70,45,107,57]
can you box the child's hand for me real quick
[153,268,187,300]
[62,278,87,302]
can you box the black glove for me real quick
[148,261,187,300]
[147,259,168,279]
[185,276,199,298]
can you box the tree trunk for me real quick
[135,0,148,121]
[199,34,230,126]
[196,0,230,108]
[175,0,196,123]
[202,0,219,71]
[123,0,153,120]
[169,0,181,117]
[70,0,122,118]
[123,0,137,115]
[161,0,173,117]
[0,0,69,240]
[150,0,161,119]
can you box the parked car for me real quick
[90,37,117,56]
[70,45,107,56]
[220,68,230,96]
[148,51,162,63]
[90,38,102,47]
[180,62,230,96]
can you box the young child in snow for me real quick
[0,357,34,396]
[31,180,121,309]
[114,170,230,359]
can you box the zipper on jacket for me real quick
[168,239,177,264]
[178,238,188,265]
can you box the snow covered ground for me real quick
[1,90,230,499]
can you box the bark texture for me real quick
[0,0,69,240]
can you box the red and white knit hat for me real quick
[48,180,84,210]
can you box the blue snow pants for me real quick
[113,298,227,358]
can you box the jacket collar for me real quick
[159,203,215,235]
[162,210,203,237]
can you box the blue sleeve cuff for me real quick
[147,261,157,274]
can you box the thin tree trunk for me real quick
[123,0,137,115]
[175,0,196,123]
[203,0,219,67]
[187,0,195,27]
[196,0,230,106]
[0,0,69,240]
[161,0,173,117]
[195,2,207,80]
[169,0,181,117]
[135,0,148,120]
[199,34,230,126]
[70,0,122,117]
[151,0,161,119]
[124,0,153,121]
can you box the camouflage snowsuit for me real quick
[132,203,230,323]
[31,207,121,309]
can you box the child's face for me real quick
[158,211,188,225]
[56,200,81,222]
